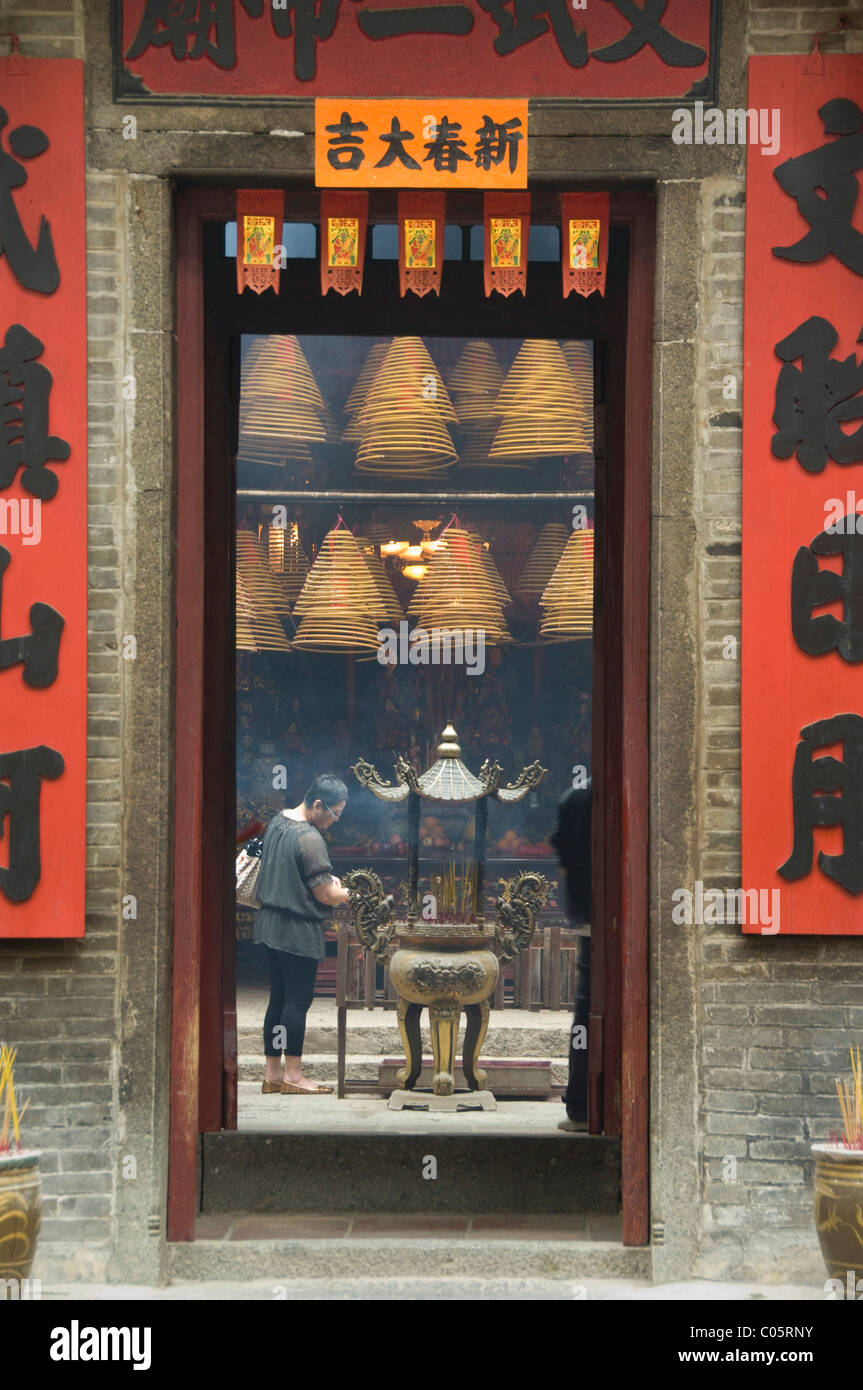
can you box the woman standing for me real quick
[254,774,351,1094]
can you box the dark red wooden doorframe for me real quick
[168,187,652,1245]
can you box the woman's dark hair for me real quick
[303,774,349,809]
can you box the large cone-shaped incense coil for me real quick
[344,341,391,415]
[267,521,310,605]
[407,528,510,644]
[242,335,326,412]
[353,337,459,474]
[236,559,292,652]
[463,525,512,608]
[357,337,456,426]
[293,528,380,617]
[236,572,258,651]
[354,409,458,475]
[355,535,404,622]
[490,339,592,459]
[237,529,293,617]
[292,527,388,650]
[448,341,504,429]
[458,427,531,471]
[342,342,391,441]
[539,527,594,638]
[489,411,592,458]
[516,522,570,600]
[561,341,594,449]
[239,335,330,463]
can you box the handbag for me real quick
[236,834,264,909]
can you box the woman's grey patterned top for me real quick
[252,812,335,960]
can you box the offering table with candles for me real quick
[343,723,550,1109]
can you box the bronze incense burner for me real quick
[344,724,549,1101]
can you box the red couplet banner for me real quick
[0,60,87,937]
[742,56,863,934]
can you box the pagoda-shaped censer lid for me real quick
[351,724,546,805]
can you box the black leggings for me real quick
[263,946,319,1056]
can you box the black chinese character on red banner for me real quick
[791,518,863,663]
[0,106,59,295]
[477,0,587,66]
[772,317,863,474]
[0,546,63,687]
[773,99,863,277]
[0,324,71,500]
[779,713,863,895]
[592,0,706,66]
[353,1,473,38]
[126,0,238,67]
[127,0,340,80]
[0,745,64,903]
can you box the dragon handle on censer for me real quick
[495,871,551,963]
[342,868,396,958]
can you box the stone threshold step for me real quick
[170,1236,646,1283]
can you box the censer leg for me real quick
[462,1001,490,1091]
[396,999,423,1090]
[428,1003,460,1096]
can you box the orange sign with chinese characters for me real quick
[315,99,527,189]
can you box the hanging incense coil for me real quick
[352,337,459,476]
[457,426,532,471]
[238,335,330,464]
[463,524,512,608]
[448,340,504,429]
[342,339,391,428]
[354,410,458,475]
[237,529,293,617]
[407,527,511,645]
[539,527,594,638]
[489,339,592,459]
[561,340,594,449]
[357,337,457,427]
[355,534,404,622]
[515,522,571,600]
[242,334,326,412]
[292,526,388,650]
[235,557,292,652]
[267,520,310,605]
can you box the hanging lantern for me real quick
[516,521,570,602]
[539,526,595,638]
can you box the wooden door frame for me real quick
[168,186,652,1245]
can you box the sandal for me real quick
[280,1081,333,1094]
